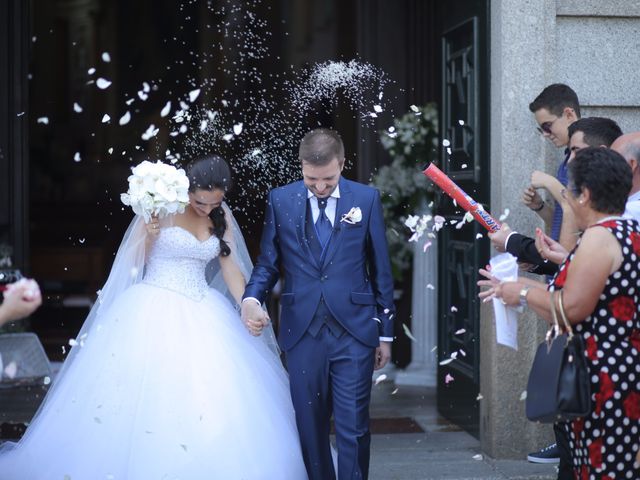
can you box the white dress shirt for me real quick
[624,191,640,221]
[307,185,340,225]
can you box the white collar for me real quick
[628,190,640,202]
[307,183,341,200]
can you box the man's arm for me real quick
[366,190,395,340]
[506,233,558,276]
[243,190,281,303]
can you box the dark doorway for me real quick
[435,0,490,438]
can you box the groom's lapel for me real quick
[323,178,352,267]
[292,183,321,272]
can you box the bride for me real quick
[0,155,308,479]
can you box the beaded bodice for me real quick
[143,226,220,301]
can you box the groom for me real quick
[241,128,395,480]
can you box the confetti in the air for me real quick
[101,114,111,123]
[188,89,201,103]
[37,117,49,124]
[73,152,81,163]
[161,101,172,117]
[374,374,387,386]
[499,208,510,221]
[96,78,112,89]
[445,373,455,384]
[519,391,527,401]
[101,52,111,62]
[119,112,131,125]
[73,102,83,113]
[402,323,418,342]
[454,328,466,335]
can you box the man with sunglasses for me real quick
[523,84,581,248]
[491,117,624,275]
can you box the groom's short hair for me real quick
[299,128,345,166]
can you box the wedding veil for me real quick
[27,203,279,421]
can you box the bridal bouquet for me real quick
[120,160,190,222]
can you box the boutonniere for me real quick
[340,207,362,224]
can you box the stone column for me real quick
[395,208,437,387]
[481,0,557,459]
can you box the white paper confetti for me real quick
[374,374,387,386]
[233,122,243,135]
[402,323,418,342]
[373,104,383,113]
[445,373,454,384]
[73,152,81,163]
[475,233,483,239]
[37,117,49,124]
[101,52,111,62]
[391,388,399,395]
[476,393,484,401]
[454,328,466,335]
[499,208,510,222]
[442,139,450,147]
[119,111,131,125]
[73,102,83,113]
[472,454,483,460]
[409,105,419,113]
[188,89,201,102]
[519,391,527,401]
[426,284,435,290]
[458,120,465,126]
[222,133,233,142]
[141,124,159,141]
[96,78,112,89]
[160,101,172,117]
[101,114,110,123]
[87,67,96,75]
[43,376,51,385]
[439,358,454,366]
[450,306,458,313]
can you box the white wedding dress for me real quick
[0,224,308,480]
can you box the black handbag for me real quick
[525,290,591,423]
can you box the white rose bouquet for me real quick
[120,160,190,222]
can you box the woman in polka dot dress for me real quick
[479,147,640,478]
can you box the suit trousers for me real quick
[286,319,375,480]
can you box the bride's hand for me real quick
[146,216,160,237]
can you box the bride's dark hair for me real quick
[186,155,233,257]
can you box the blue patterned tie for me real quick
[316,197,332,247]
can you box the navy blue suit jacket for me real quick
[244,178,395,351]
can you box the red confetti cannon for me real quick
[423,163,501,232]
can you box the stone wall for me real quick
[482,0,640,459]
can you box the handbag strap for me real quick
[546,290,561,346]
[557,290,575,339]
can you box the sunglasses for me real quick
[536,117,560,135]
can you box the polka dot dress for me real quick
[550,218,640,479]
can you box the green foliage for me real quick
[370,104,439,282]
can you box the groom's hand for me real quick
[374,341,391,370]
[241,299,268,336]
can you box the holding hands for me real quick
[240,299,270,336]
